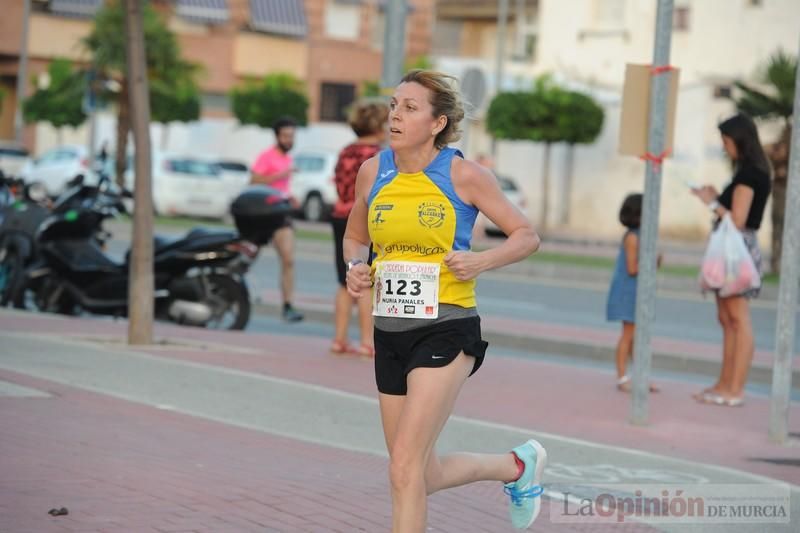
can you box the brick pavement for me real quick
[1,309,799,532]
[0,370,654,533]
[2,310,799,481]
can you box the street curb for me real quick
[252,302,798,389]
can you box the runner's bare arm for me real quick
[448,158,540,277]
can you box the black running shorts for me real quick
[374,316,488,395]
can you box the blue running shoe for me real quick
[504,439,547,529]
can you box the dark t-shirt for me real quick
[717,164,771,230]
[331,142,381,219]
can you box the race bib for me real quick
[373,261,440,319]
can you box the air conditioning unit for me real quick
[461,67,489,119]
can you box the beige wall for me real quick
[28,14,92,62]
[535,0,800,86]
[437,0,799,243]
[234,34,308,79]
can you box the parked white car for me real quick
[480,175,528,237]
[125,153,249,219]
[19,144,95,196]
[216,160,251,206]
[291,150,338,222]
[0,142,30,178]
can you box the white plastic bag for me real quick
[699,214,761,297]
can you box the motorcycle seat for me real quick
[184,227,239,242]
[147,227,239,260]
[154,234,177,252]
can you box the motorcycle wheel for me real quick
[200,273,250,331]
[12,274,75,315]
[0,248,23,306]
[11,275,43,311]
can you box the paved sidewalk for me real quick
[1,309,798,532]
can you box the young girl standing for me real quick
[606,193,659,392]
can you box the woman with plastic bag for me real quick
[692,114,772,407]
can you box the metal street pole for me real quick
[769,34,800,444]
[492,0,509,156]
[380,0,408,92]
[84,69,98,169]
[630,0,674,425]
[13,0,32,144]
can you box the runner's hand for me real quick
[443,251,484,281]
[346,263,372,298]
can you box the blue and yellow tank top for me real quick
[367,147,479,308]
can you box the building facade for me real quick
[431,0,799,240]
[0,0,434,148]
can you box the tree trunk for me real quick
[540,142,551,232]
[115,80,130,189]
[561,143,575,226]
[768,123,791,274]
[125,0,155,345]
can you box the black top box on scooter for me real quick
[230,185,294,245]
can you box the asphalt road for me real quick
[247,246,798,354]
[102,222,798,354]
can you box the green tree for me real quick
[486,76,573,231]
[230,73,308,128]
[150,63,201,148]
[733,49,797,273]
[361,80,381,98]
[83,0,200,186]
[22,58,87,142]
[560,90,604,224]
[404,55,434,72]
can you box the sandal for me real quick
[617,375,659,393]
[330,339,354,355]
[352,343,375,359]
[699,392,744,407]
[692,386,718,402]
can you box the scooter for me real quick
[0,175,108,305]
[11,180,273,330]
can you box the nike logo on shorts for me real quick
[431,355,447,359]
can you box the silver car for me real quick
[481,175,528,237]
[0,142,30,179]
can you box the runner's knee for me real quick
[389,451,425,492]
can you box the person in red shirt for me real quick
[251,117,304,322]
[330,99,389,356]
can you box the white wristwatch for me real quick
[346,258,365,272]
[708,200,721,212]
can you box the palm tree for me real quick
[733,49,797,273]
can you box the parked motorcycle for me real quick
[0,174,103,305]
[11,182,292,330]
